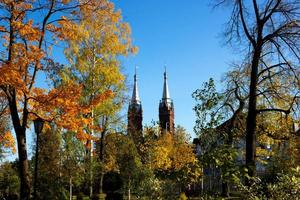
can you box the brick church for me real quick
[127,68,174,139]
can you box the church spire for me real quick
[159,66,174,134]
[162,66,172,104]
[128,66,143,143]
[131,66,141,104]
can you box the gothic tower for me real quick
[159,69,175,134]
[128,68,143,141]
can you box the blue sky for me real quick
[114,0,238,137]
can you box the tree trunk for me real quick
[99,129,106,194]
[245,46,262,183]
[221,182,229,197]
[128,178,131,200]
[89,148,93,198]
[69,177,72,200]
[8,95,30,200]
[17,129,31,200]
[89,108,95,198]
[99,172,104,194]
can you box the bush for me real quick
[77,193,86,200]
[236,167,300,199]
[267,168,300,199]
[91,193,107,200]
[179,192,187,200]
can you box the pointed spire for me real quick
[162,65,171,102]
[131,66,141,104]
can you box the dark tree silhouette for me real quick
[214,0,300,183]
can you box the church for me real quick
[127,69,175,139]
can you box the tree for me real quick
[213,0,300,181]
[0,161,19,199]
[140,125,200,198]
[0,1,113,199]
[62,0,136,195]
[35,127,66,200]
[193,74,300,196]
[61,131,86,200]
[193,77,246,196]
[115,135,142,200]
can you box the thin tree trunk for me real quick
[99,172,104,194]
[89,108,95,198]
[221,182,229,197]
[99,129,106,194]
[89,142,93,197]
[69,177,72,200]
[128,177,131,200]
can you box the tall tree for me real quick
[214,0,300,181]
[35,127,65,200]
[193,76,246,196]
[62,0,136,196]
[0,1,112,199]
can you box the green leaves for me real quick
[193,78,225,136]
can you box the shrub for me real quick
[91,193,107,200]
[179,192,187,200]
[77,193,85,200]
[267,168,300,199]
[236,167,300,199]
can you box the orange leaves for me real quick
[0,131,16,153]
[57,17,83,41]
[13,20,41,41]
[90,90,113,107]
[0,26,6,32]
[0,64,24,90]
[29,83,112,144]
[61,0,71,4]
[0,0,130,153]
[0,42,45,93]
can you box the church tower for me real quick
[159,69,175,134]
[128,68,143,141]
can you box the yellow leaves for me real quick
[57,16,84,41]
[171,143,196,169]
[64,0,137,60]
[152,145,172,170]
[150,133,197,171]
[0,131,16,153]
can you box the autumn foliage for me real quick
[0,0,128,199]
